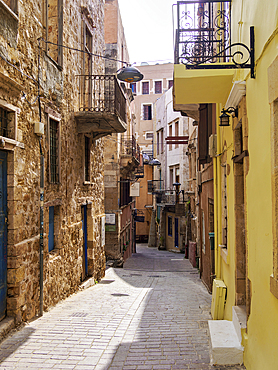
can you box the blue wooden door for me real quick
[175,218,179,249]
[82,205,88,277]
[0,151,7,321]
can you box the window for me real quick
[0,107,10,138]
[155,81,162,94]
[145,132,153,140]
[49,118,60,183]
[169,125,172,151]
[142,81,149,95]
[48,206,54,252]
[168,216,172,236]
[2,0,18,14]
[143,105,152,120]
[84,136,90,182]
[168,80,173,89]
[170,168,174,189]
[120,179,132,207]
[130,83,136,94]
[175,167,180,183]
[84,24,93,74]
[46,0,63,66]
[48,205,60,252]
[175,121,179,148]
[161,129,164,153]
[221,165,227,247]
[157,132,160,155]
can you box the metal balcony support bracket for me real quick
[185,26,255,79]
[175,1,255,78]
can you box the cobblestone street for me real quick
[0,245,245,370]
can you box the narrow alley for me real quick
[0,245,245,370]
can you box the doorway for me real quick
[0,151,7,321]
[81,205,88,280]
[175,218,179,249]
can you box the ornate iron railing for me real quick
[155,190,176,205]
[121,135,140,162]
[174,1,255,77]
[175,0,231,65]
[77,75,126,123]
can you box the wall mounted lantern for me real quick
[219,107,238,127]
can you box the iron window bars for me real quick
[175,0,255,78]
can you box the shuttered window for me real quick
[199,104,213,164]
[49,118,59,183]
[143,105,152,120]
[48,206,54,252]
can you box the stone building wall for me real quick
[0,0,106,324]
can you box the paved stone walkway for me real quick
[0,244,245,369]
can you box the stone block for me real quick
[7,294,25,311]
[7,267,25,284]
[208,320,244,365]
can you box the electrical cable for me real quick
[39,38,130,66]
[0,53,38,85]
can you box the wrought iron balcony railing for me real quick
[155,190,176,205]
[174,1,255,77]
[77,75,126,124]
[121,135,140,162]
[175,0,231,66]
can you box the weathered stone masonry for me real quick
[0,0,106,324]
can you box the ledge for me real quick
[0,72,23,95]
[220,246,229,265]
[270,275,278,299]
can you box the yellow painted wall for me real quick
[221,1,278,368]
[174,0,278,367]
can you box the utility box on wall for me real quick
[209,134,217,157]
[211,279,227,320]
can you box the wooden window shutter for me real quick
[199,104,208,164]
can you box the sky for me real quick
[117,0,176,66]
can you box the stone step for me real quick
[0,317,15,342]
[232,305,247,344]
[208,319,244,365]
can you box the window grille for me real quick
[85,136,90,182]
[155,81,162,94]
[50,119,59,183]
[0,108,9,138]
[142,81,149,94]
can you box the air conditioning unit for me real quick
[211,279,227,320]
[209,134,217,157]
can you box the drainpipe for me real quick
[215,103,222,279]
[39,139,44,316]
[38,40,44,316]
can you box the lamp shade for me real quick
[117,66,144,83]
[149,158,161,166]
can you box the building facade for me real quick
[0,0,126,324]
[174,0,278,368]
[154,87,190,252]
[132,63,174,242]
[103,0,140,265]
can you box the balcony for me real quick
[173,0,236,108]
[120,135,140,176]
[74,75,127,138]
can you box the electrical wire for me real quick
[39,38,130,66]
[0,53,38,85]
